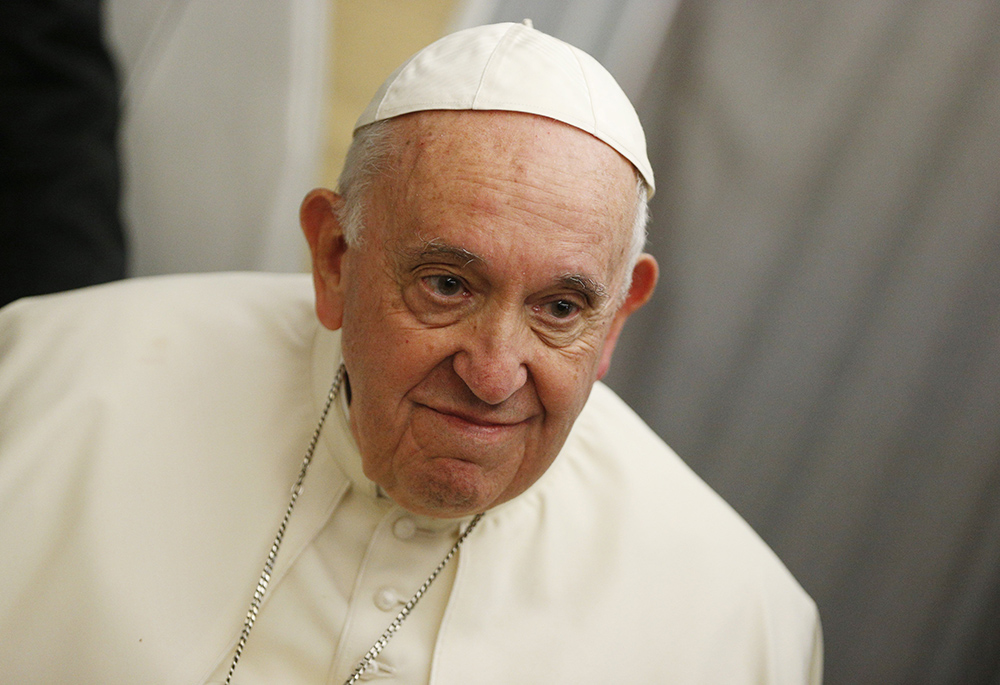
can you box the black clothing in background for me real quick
[1,0,126,308]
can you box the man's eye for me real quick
[545,300,579,319]
[424,275,465,297]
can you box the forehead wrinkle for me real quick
[378,113,634,292]
[430,173,626,267]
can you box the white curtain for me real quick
[103,0,329,275]
[453,2,1000,684]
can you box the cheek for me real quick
[341,303,455,418]
[523,357,595,461]
[542,335,606,396]
[341,267,408,359]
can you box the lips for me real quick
[410,403,536,448]
[430,405,529,428]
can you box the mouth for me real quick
[418,404,531,431]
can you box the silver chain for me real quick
[224,365,346,685]
[224,365,484,684]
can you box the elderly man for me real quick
[0,22,821,684]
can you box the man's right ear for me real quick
[300,188,348,330]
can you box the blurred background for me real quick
[3,1,998,682]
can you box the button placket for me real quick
[331,509,464,684]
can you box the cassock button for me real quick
[374,586,400,611]
[359,659,396,680]
[393,516,417,540]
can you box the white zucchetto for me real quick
[354,21,655,196]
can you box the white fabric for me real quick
[448,0,680,101]
[103,0,329,275]
[0,273,820,683]
[355,22,654,196]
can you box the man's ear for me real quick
[301,188,348,330]
[596,253,659,379]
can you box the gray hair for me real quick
[336,119,650,278]
[335,120,397,248]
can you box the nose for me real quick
[452,313,530,405]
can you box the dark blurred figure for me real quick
[1,0,126,308]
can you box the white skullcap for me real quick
[355,21,655,197]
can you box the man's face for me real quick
[305,111,656,517]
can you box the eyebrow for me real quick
[406,240,484,267]
[557,273,609,304]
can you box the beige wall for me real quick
[323,0,458,187]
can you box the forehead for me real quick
[368,111,636,270]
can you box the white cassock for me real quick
[0,273,822,684]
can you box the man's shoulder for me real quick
[539,380,815,605]
[559,380,714,509]
[0,272,328,683]
[0,272,315,367]
[0,271,320,457]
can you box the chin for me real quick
[391,460,504,518]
